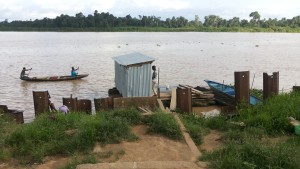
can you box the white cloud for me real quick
[132,0,190,11]
[1,0,300,21]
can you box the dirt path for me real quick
[4,124,223,169]
[98,125,197,162]
[200,130,223,152]
[78,125,207,169]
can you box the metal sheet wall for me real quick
[114,61,152,97]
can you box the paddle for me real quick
[26,68,32,77]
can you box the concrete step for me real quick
[77,161,207,169]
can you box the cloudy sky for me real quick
[1,0,300,21]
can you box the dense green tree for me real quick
[227,17,240,27]
[249,11,260,27]
[240,19,249,27]
[194,15,200,27]
[1,10,300,32]
[204,15,222,27]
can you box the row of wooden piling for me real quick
[0,105,24,124]
[176,71,282,114]
[1,90,159,124]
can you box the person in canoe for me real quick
[71,66,79,77]
[20,67,32,79]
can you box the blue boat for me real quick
[204,80,262,106]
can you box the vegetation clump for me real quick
[2,11,300,32]
[1,108,185,166]
[144,110,183,140]
[4,111,136,163]
[100,108,143,125]
[187,91,300,169]
[238,91,300,135]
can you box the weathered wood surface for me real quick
[114,97,158,110]
[289,117,300,126]
[170,88,177,111]
[179,84,214,99]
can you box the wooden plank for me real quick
[113,97,158,110]
[289,117,300,126]
[170,88,177,111]
[179,84,214,98]
[138,106,153,116]
[157,99,165,111]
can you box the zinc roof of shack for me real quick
[112,52,155,66]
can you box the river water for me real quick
[1,32,300,123]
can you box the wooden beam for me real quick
[157,99,165,111]
[179,84,214,98]
[289,117,300,126]
[170,88,177,111]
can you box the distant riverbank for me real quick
[1,26,300,32]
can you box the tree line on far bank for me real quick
[1,11,300,32]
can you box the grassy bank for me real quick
[181,91,300,169]
[0,108,182,167]
[4,112,137,163]
[2,91,300,168]
[144,110,183,140]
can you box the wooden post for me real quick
[77,99,92,114]
[293,86,300,92]
[8,109,24,124]
[263,72,279,100]
[0,105,8,114]
[94,97,114,112]
[63,97,78,112]
[176,88,192,113]
[33,91,50,116]
[157,67,160,98]
[234,71,250,106]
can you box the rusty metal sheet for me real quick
[94,97,114,112]
[263,72,279,100]
[77,99,92,114]
[33,91,50,116]
[176,88,192,113]
[234,71,250,106]
[63,97,78,112]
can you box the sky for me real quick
[1,0,300,22]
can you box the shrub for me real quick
[201,135,300,169]
[238,92,300,135]
[100,108,142,125]
[144,112,182,140]
[4,112,135,163]
[180,114,207,145]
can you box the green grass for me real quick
[60,153,98,169]
[180,113,235,145]
[196,92,300,169]
[238,91,300,135]
[99,108,143,125]
[144,111,183,140]
[200,130,300,169]
[4,112,136,163]
[180,114,206,145]
[1,108,182,165]
[250,88,263,100]
[0,114,18,162]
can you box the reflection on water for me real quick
[1,32,300,123]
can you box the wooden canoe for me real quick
[20,74,89,82]
[204,80,262,106]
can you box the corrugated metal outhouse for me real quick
[112,52,155,97]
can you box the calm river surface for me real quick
[1,32,300,122]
